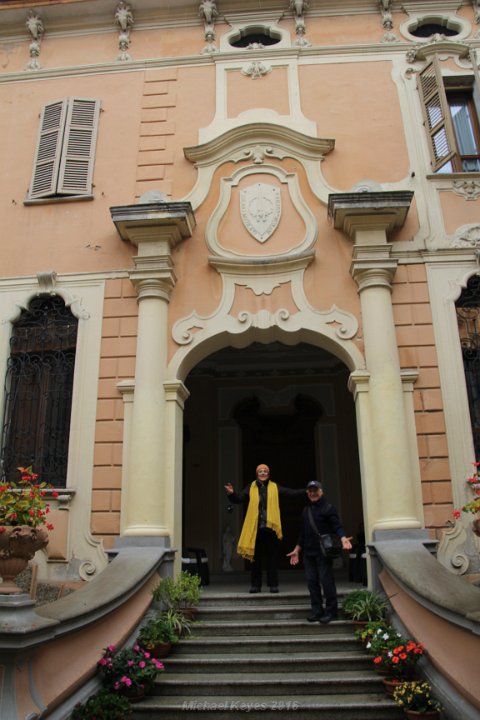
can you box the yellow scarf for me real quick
[237,481,282,562]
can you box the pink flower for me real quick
[107,644,116,652]
[139,661,146,668]
[452,509,461,519]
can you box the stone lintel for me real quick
[328,191,414,240]
[110,202,196,249]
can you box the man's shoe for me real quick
[249,587,260,593]
[269,586,279,593]
[319,613,337,624]
[307,613,322,622]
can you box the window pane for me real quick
[450,100,479,154]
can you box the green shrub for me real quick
[70,688,131,719]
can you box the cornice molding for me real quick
[184,122,334,166]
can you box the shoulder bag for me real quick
[307,506,343,559]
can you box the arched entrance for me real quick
[182,341,362,576]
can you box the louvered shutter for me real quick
[28,99,68,199]
[418,57,458,172]
[57,98,100,195]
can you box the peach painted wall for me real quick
[92,278,137,548]
[392,264,451,539]
[299,61,410,189]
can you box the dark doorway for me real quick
[183,341,362,576]
[234,394,321,567]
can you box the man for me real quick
[287,480,352,623]
[224,463,303,594]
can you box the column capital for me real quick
[129,255,177,301]
[110,201,196,252]
[350,244,398,291]
[348,369,370,400]
[328,191,413,241]
[164,380,190,409]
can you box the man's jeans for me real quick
[303,553,338,616]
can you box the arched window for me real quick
[456,275,480,460]
[0,295,78,487]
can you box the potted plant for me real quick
[453,463,480,536]
[342,589,388,623]
[364,624,404,660]
[374,639,426,694]
[138,612,181,658]
[152,570,202,617]
[392,680,442,719]
[97,644,164,701]
[70,688,131,719]
[0,466,56,594]
[354,620,390,645]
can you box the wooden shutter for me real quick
[28,99,68,199]
[418,57,458,172]
[57,98,101,195]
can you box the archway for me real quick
[182,341,362,577]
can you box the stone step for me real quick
[152,670,385,697]
[189,618,352,636]
[131,693,403,720]
[163,651,373,673]
[196,603,312,621]
[198,590,348,608]
[172,634,361,655]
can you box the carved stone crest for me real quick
[240,183,281,243]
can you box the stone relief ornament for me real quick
[450,224,480,248]
[199,1,218,53]
[115,1,134,61]
[378,0,398,43]
[474,0,480,25]
[290,0,310,47]
[199,0,218,25]
[25,11,43,70]
[241,60,272,79]
[452,179,480,201]
[240,183,281,243]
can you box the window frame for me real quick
[0,295,78,488]
[418,56,480,174]
[27,97,101,202]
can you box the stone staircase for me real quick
[131,580,403,719]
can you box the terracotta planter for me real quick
[180,607,198,620]
[382,677,406,696]
[0,525,48,594]
[118,685,147,703]
[142,641,172,658]
[404,711,440,720]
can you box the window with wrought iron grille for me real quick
[456,275,480,461]
[27,97,101,201]
[0,295,78,487]
[417,57,480,173]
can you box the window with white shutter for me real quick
[418,57,480,173]
[27,97,101,201]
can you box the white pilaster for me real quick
[330,192,423,535]
[111,201,195,538]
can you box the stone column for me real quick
[111,201,195,539]
[329,192,423,535]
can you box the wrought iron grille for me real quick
[456,274,480,460]
[0,295,78,487]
